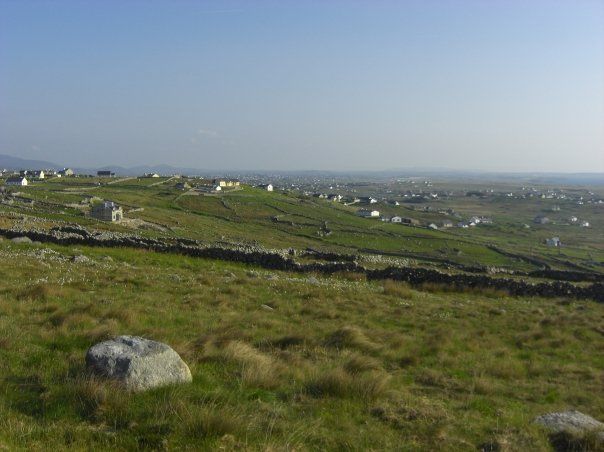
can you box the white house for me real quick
[545,237,561,247]
[144,173,160,178]
[258,184,273,191]
[357,209,380,218]
[428,223,438,230]
[5,177,28,186]
[31,170,45,179]
[59,168,74,177]
[581,221,590,228]
[391,216,402,223]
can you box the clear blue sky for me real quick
[1,0,603,172]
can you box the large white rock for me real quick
[86,336,192,391]
[535,410,604,441]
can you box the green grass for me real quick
[6,178,604,273]
[0,240,601,449]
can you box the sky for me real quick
[1,0,603,172]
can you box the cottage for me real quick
[29,170,45,179]
[91,201,123,222]
[545,237,561,247]
[58,168,74,177]
[441,220,454,228]
[5,177,28,186]
[175,182,191,190]
[401,217,420,226]
[144,173,160,178]
[258,184,274,192]
[428,223,438,230]
[357,209,380,218]
[391,216,402,223]
[359,197,378,204]
[213,178,240,187]
[97,170,115,177]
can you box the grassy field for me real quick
[0,239,602,450]
[3,177,604,273]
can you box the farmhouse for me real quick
[91,201,123,222]
[359,197,378,204]
[144,173,160,178]
[258,184,273,191]
[213,178,240,188]
[5,177,28,186]
[545,237,561,247]
[401,217,420,226]
[391,216,402,223]
[97,170,115,177]
[442,220,454,228]
[357,209,380,218]
[58,168,74,177]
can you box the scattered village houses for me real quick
[357,209,380,218]
[5,176,28,186]
[91,201,123,222]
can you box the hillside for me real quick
[0,241,602,450]
[0,176,602,450]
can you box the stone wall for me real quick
[1,225,602,302]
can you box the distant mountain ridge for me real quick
[0,154,62,170]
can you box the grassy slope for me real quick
[10,178,604,270]
[0,240,602,450]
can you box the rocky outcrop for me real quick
[86,336,192,391]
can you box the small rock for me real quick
[10,236,32,244]
[86,336,192,391]
[71,255,91,264]
[535,410,604,439]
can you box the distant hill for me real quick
[0,154,63,170]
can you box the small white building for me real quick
[357,209,380,218]
[428,223,438,230]
[545,237,561,247]
[91,201,123,222]
[258,184,273,192]
[59,168,74,177]
[391,216,402,223]
[5,177,28,186]
[581,221,590,228]
[144,173,160,178]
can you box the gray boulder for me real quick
[535,410,604,441]
[86,336,192,391]
[11,236,32,244]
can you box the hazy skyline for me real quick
[1,0,603,172]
